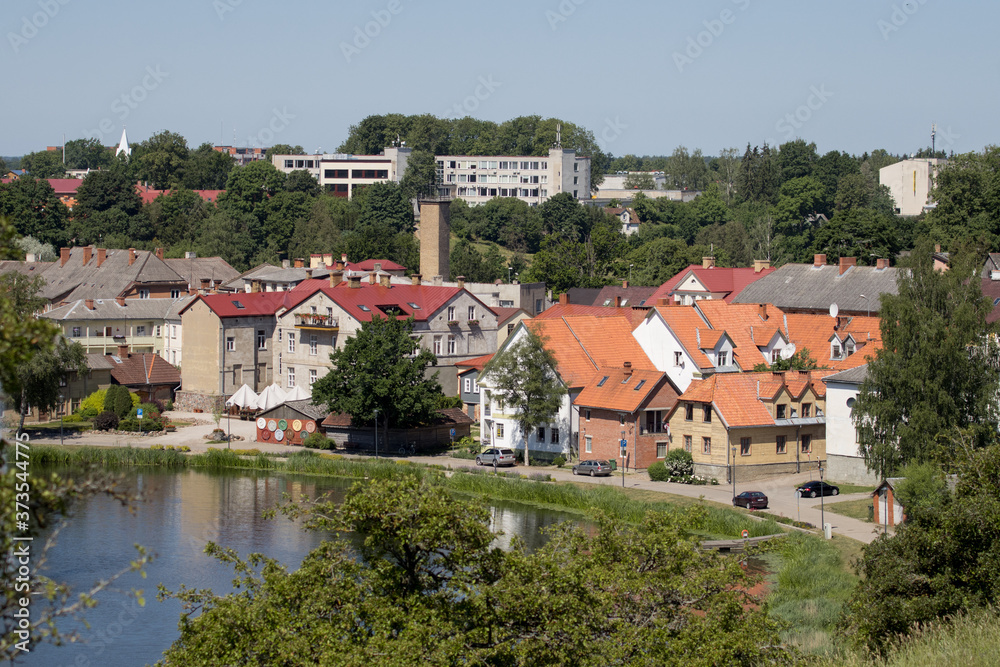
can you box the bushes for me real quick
[81,389,107,415]
[665,449,694,477]
[93,411,120,431]
[104,385,136,418]
[118,417,163,432]
[551,455,566,468]
[78,407,98,420]
[648,452,713,485]
[303,432,333,450]
[647,461,668,482]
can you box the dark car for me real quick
[476,448,517,467]
[572,459,613,477]
[797,480,839,498]
[733,491,769,509]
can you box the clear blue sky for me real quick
[3,0,997,159]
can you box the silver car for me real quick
[572,460,613,477]
[476,448,517,467]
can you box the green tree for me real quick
[144,188,214,247]
[181,143,235,190]
[15,236,57,262]
[752,348,817,372]
[134,130,189,189]
[0,176,70,246]
[776,139,818,181]
[71,166,144,245]
[624,237,706,286]
[923,147,1000,247]
[265,143,305,157]
[356,181,414,235]
[283,169,320,196]
[19,149,65,178]
[483,327,567,465]
[449,240,505,282]
[399,149,438,200]
[810,209,901,265]
[853,241,999,478]
[312,315,443,431]
[217,160,285,217]
[623,171,655,190]
[736,144,780,204]
[63,138,113,170]
[714,147,741,204]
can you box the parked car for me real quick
[733,491,769,509]
[572,459,613,477]
[797,480,839,498]
[476,448,517,467]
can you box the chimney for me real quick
[702,256,716,269]
[155,247,164,261]
[82,246,93,265]
[188,288,197,296]
[374,262,382,272]
[282,259,290,269]
[876,258,889,270]
[935,244,941,253]
[622,280,629,289]
[117,344,129,358]
[294,258,304,268]
[369,272,377,285]
[559,293,569,305]
[334,259,345,270]
[814,254,827,268]
[115,296,125,307]
[305,268,313,279]
[839,257,857,276]
[96,248,106,268]
[754,259,771,273]
[411,274,422,286]
[614,296,622,307]
[380,273,391,288]
[329,271,343,288]
[200,278,210,290]
[623,361,632,377]
[348,275,362,289]
[658,298,670,306]
[456,275,465,290]
[251,279,261,293]
[60,247,70,267]
[25,253,36,263]
[128,248,136,266]
[322,253,333,266]
[342,253,348,264]
[758,303,768,321]
[85,298,94,310]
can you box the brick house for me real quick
[665,370,827,482]
[573,362,680,470]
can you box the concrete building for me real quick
[435,147,591,205]
[270,147,411,199]
[879,158,945,216]
[822,365,877,485]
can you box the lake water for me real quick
[20,468,583,667]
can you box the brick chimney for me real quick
[115,296,125,307]
[96,248,106,268]
[814,254,827,268]
[251,279,261,293]
[754,259,770,273]
[368,273,377,285]
[456,275,465,290]
[657,298,669,306]
[329,271,343,288]
[380,273,391,288]
[82,246,93,265]
[623,361,632,377]
[876,258,889,270]
[200,278,210,290]
[85,298,94,310]
[614,296,622,307]
[758,303,768,321]
[128,248,137,266]
[559,293,569,305]
[839,256,857,276]
[411,274,422,286]
[702,256,716,269]
[294,258,304,269]
[117,344,129,358]
[305,268,313,279]
[60,247,70,267]
[348,275,362,289]
[622,280,629,288]
[155,247,164,260]
[935,244,941,253]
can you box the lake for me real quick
[20,468,584,667]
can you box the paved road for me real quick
[29,413,888,544]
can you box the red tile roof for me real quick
[456,353,494,371]
[493,307,526,325]
[574,368,675,413]
[536,303,647,328]
[352,259,406,271]
[179,292,289,318]
[45,179,84,195]
[650,265,776,304]
[136,186,224,205]
[283,282,472,323]
[649,305,715,369]
[108,352,181,387]
[674,371,827,428]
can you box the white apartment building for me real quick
[878,158,946,216]
[272,146,590,206]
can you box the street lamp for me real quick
[59,393,64,446]
[373,408,379,458]
[507,266,512,283]
[859,294,869,318]
[629,264,634,283]
[731,445,737,503]
[819,463,826,538]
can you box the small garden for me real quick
[647,449,719,485]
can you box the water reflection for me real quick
[23,468,581,667]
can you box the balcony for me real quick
[294,313,339,330]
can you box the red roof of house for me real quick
[108,352,181,387]
[351,259,406,271]
[536,303,647,328]
[574,367,675,413]
[137,188,224,205]
[456,353,494,371]
[45,179,84,195]
[178,292,289,318]
[283,282,468,323]
[649,265,777,304]
[492,307,526,325]
[672,370,827,428]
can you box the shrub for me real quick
[150,444,165,450]
[93,411,120,431]
[551,455,566,468]
[136,402,161,420]
[62,413,85,423]
[149,398,166,414]
[665,449,694,477]
[165,399,174,411]
[303,432,332,450]
[78,406,99,420]
[81,389,106,415]
[647,461,669,482]
[104,385,135,418]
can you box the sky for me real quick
[3,0,998,159]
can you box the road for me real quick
[28,411,887,544]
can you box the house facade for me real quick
[822,365,877,485]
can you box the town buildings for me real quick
[878,157,945,216]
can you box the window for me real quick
[226,337,235,351]
[447,335,456,355]
[496,423,504,440]
[171,289,181,298]
[139,289,149,299]
[684,435,692,452]
[71,326,81,337]
[573,162,579,172]
[776,435,787,455]
[656,442,667,458]
[802,403,812,418]
[447,306,455,321]
[537,426,545,441]
[433,336,442,355]
[309,369,317,385]
[634,379,646,391]
[464,378,471,393]
[551,428,559,444]
[832,344,841,359]
[674,351,683,366]
[257,330,266,350]
[776,404,786,419]
[717,351,728,366]
[740,437,751,456]
[585,436,592,453]
[309,334,318,356]
[801,435,811,453]
[468,306,475,320]
[597,376,609,387]
[288,335,295,353]
[136,325,146,336]
[585,409,591,422]
[278,329,282,341]
[155,325,161,337]
[573,176,578,185]
[702,405,712,423]
[287,367,295,387]
[702,437,711,454]
[685,403,693,421]
[171,325,177,339]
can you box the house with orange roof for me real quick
[456,353,493,420]
[664,370,827,482]
[649,256,775,305]
[479,314,657,463]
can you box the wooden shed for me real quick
[322,408,473,453]
[255,399,327,446]
[872,478,906,527]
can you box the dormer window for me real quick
[776,404,786,419]
[832,344,842,359]
[718,351,728,366]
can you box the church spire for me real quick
[115,127,130,158]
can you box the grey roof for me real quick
[822,364,869,385]
[85,353,116,371]
[280,399,328,420]
[164,257,240,288]
[732,264,901,313]
[42,296,193,321]
[253,267,331,283]
[222,263,279,290]
[565,287,605,307]
[40,248,186,303]
[592,284,659,307]
[0,260,52,279]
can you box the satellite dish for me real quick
[829,303,839,318]
[780,346,794,360]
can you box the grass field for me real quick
[825,497,875,523]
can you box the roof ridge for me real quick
[561,316,599,371]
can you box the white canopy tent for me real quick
[283,385,311,402]
[256,383,287,412]
[225,384,259,409]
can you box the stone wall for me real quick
[174,390,225,414]
[827,454,879,486]
[695,459,823,484]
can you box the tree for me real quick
[265,144,305,157]
[399,149,438,200]
[924,147,1000,247]
[0,176,70,246]
[144,188,214,247]
[776,139,818,182]
[312,315,443,431]
[623,172,655,190]
[134,130,189,189]
[736,144,780,204]
[355,181,414,235]
[752,348,817,371]
[15,236,56,262]
[71,166,144,245]
[853,241,1000,478]
[714,147,741,204]
[181,143,234,190]
[449,240,505,283]
[483,327,567,465]
[159,477,793,665]
[283,169,320,196]
[63,138,113,170]
[19,149,65,178]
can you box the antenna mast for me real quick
[931,123,937,154]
